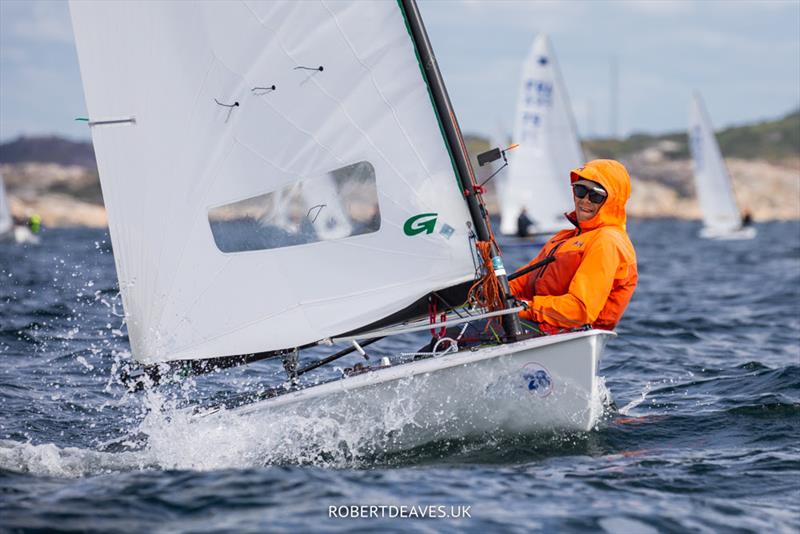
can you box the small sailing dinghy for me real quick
[71,0,614,448]
[499,34,584,241]
[688,93,756,240]
[0,175,11,240]
[0,174,39,245]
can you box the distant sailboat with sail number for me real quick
[688,92,756,240]
[70,0,615,447]
[499,34,584,241]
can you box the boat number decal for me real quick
[521,362,553,398]
[404,213,437,236]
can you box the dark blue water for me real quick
[1,219,799,533]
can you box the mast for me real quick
[399,0,522,339]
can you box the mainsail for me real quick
[500,34,583,236]
[688,92,742,233]
[0,175,11,235]
[70,1,480,364]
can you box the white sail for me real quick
[500,34,583,236]
[0,174,12,236]
[688,93,742,233]
[70,1,476,364]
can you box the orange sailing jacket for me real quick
[509,160,638,331]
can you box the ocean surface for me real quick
[1,219,798,533]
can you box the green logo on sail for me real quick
[404,213,438,236]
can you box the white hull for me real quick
[0,226,40,245]
[699,225,757,240]
[199,330,614,451]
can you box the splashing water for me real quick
[2,223,799,533]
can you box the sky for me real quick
[0,0,798,142]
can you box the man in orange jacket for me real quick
[509,159,638,332]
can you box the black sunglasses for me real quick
[573,184,607,204]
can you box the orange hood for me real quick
[568,159,631,231]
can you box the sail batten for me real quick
[71,0,477,364]
[501,34,583,236]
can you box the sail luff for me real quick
[399,0,521,339]
[398,0,487,241]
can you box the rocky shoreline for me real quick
[624,156,800,220]
[2,156,799,228]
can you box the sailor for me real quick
[509,159,638,333]
[517,207,534,237]
[741,210,753,228]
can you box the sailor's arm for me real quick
[520,238,618,328]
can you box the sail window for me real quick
[208,161,380,253]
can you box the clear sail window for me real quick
[208,161,380,253]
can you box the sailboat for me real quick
[70,0,615,447]
[0,174,39,245]
[688,93,756,240]
[499,34,583,241]
[0,175,12,239]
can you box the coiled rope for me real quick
[468,241,505,313]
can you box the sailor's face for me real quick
[573,185,606,222]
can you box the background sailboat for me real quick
[71,0,614,444]
[0,174,40,245]
[500,34,584,238]
[0,174,12,238]
[688,92,756,240]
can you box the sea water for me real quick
[1,219,798,532]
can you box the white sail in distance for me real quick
[0,175,12,235]
[501,34,583,236]
[70,1,476,364]
[688,93,742,233]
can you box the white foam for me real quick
[0,439,141,478]
[618,382,653,416]
[133,378,433,470]
[590,375,615,427]
[0,379,431,477]
[2,359,609,476]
